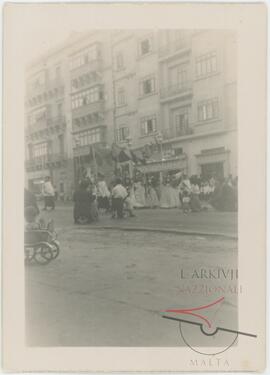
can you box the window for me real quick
[196,52,217,78]
[116,52,124,70]
[175,113,188,128]
[70,44,99,70]
[71,86,103,109]
[117,88,126,106]
[33,142,48,157]
[140,76,156,96]
[115,126,129,142]
[169,64,188,88]
[76,128,101,146]
[140,38,152,56]
[174,106,191,135]
[198,98,219,121]
[140,115,157,136]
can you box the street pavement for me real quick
[40,202,238,238]
[25,204,238,347]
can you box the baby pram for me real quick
[24,221,60,265]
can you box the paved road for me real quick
[26,226,238,347]
[39,203,238,237]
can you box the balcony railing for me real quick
[26,115,66,135]
[26,78,64,99]
[71,73,102,93]
[160,81,192,99]
[71,100,105,117]
[162,126,194,140]
[70,59,103,77]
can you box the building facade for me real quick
[25,30,237,196]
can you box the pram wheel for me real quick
[34,243,54,265]
[50,240,60,259]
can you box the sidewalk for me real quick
[50,204,238,238]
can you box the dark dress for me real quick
[73,189,94,223]
[211,183,237,212]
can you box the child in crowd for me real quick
[182,191,191,214]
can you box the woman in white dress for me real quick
[133,180,146,208]
[170,175,181,208]
[145,177,159,208]
[160,177,174,208]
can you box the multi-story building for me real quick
[68,31,114,184]
[138,30,237,180]
[25,34,77,198]
[25,30,237,195]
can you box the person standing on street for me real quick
[42,176,55,210]
[97,173,110,213]
[111,178,128,219]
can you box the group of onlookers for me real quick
[24,171,238,228]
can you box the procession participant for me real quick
[145,176,159,208]
[123,178,136,218]
[133,179,146,208]
[42,176,55,211]
[170,175,181,208]
[160,176,176,208]
[182,190,191,214]
[190,180,202,212]
[111,178,128,219]
[88,179,99,222]
[73,180,94,224]
[179,174,191,203]
[97,173,110,212]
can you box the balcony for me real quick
[71,72,103,93]
[70,59,103,78]
[72,100,105,118]
[160,82,193,102]
[25,153,68,171]
[162,125,194,140]
[47,115,66,128]
[26,78,64,100]
[26,116,66,140]
[26,117,47,134]
[72,114,105,132]
[158,39,191,61]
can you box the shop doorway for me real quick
[201,162,224,180]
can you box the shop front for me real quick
[196,147,230,180]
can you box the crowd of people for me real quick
[72,171,238,223]
[24,171,238,228]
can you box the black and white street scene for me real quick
[24,30,238,347]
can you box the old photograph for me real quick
[24,29,238,348]
[2,2,267,372]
